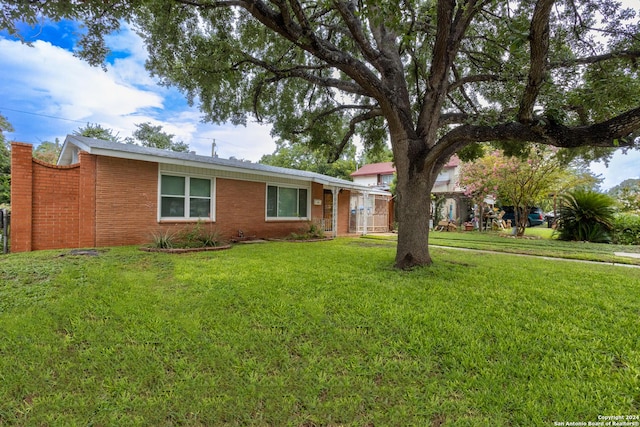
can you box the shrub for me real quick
[150,224,225,249]
[556,190,615,243]
[151,230,176,249]
[197,229,224,247]
[177,222,225,247]
[288,222,326,240]
[612,214,640,245]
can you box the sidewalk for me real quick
[431,245,640,269]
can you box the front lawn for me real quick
[421,228,640,265]
[1,239,639,426]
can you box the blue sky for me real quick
[0,20,277,161]
[1,19,638,189]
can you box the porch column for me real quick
[362,191,369,236]
[332,186,338,238]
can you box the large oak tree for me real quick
[4,0,640,267]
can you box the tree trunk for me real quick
[393,142,435,269]
[395,177,433,268]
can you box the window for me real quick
[160,174,213,219]
[266,185,309,219]
[380,174,395,185]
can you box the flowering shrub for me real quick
[458,147,563,235]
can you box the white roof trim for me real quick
[58,135,390,195]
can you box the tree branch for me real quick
[329,108,384,162]
[238,54,371,96]
[448,73,501,93]
[333,1,382,70]
[517,0,553,123]
[436,106,640,162]
[550,50,640,68]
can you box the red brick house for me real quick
[10,135,390,252]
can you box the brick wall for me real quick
[337,189,351,235]
[31,159,81,250]
[11,143,84,251]
[78,151,97,247]
[94,156,159,247]
[10,143,34,252]
[215,178,309,239]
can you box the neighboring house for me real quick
[350,162,395,190]
[10,135,390,252]
[350,155,471,225]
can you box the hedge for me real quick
[612,213,640,245]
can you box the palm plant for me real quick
[556,190,615,243]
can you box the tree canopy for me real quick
[0,115,13,206]
[33,140,62,164]
[4,0,640,267]
[74,123,123,143]
[607,178,640,212]
[125,122,190,152]
[260,140,357,181]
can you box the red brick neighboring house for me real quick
[11,135,389,252]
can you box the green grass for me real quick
[1,239,639,426]
[413,227,640,265]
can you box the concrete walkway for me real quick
[615,252,640,260]
[361,233,640,269]
[431,245,640,269]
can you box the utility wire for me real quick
[0,105,272,152]
[0,106,88,124]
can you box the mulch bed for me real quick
[139,244,232,254]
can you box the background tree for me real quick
[607,179,640,213]
[5,0,640,268]
[458,147,564,235]
[260,140,357,181]
[33,140,62,164]
[125,122,189,152]
[0,115,13,206]
[357,143,394,166]
[74,123,122,142]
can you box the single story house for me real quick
[351,155,472,225]
[10,135,390,252]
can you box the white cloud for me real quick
[0,29,277,160]
[0,39,162,119]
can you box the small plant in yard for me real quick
[288,222,326,240]
[556,190,616,243]
[150,230,176,249]
[196,228,224,247]
[149,223,225,249]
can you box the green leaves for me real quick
[557,190,616,243]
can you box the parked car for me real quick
[500,206,545,227]
[544,211,556,228]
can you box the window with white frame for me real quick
[266,185,309,219]
[160,174,213,219]
[380,174,395,185]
